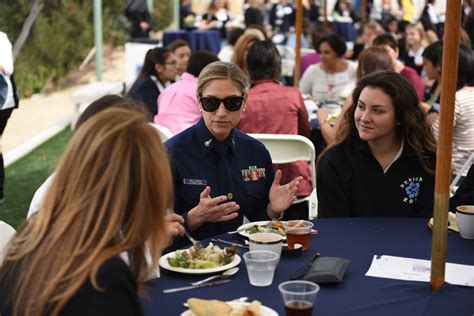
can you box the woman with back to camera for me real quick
[316,71,436,218]
[238,40,312,219]
[165,61,303,248]
[128,47,177,116]
[0,107,180,315]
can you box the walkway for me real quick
[3,47,126,167]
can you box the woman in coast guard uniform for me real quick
[166,61,302,244]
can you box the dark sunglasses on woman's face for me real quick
[199,96,245,112]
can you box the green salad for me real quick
[244,221,286,236]
[167,243,237,269]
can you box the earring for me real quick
[397,122,401,126]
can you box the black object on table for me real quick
[142,218,474,315]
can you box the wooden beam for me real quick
[294,0,303,87]
[430,0,461,291]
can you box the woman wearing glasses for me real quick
[165,61,302,249]
[128,47,177,116]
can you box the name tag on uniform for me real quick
[183,179,207,185]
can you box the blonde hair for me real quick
[0,107,173,315]
[197,61,249,97]
[231,32,265,73]
[405,23,430,50]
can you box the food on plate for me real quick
[187,298,232,316]
[230,300,262,316]
[167,243,237,269]
[187,298,263,316]
[244,221,285,236]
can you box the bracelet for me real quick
[266,204,284,220]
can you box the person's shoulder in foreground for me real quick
[61,257,144,316]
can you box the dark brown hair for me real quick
[335,71,436,173]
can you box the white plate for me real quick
[181,301,278,316]
[238,221,287,240]
[159,251,241,275]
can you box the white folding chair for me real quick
[0,221,16,264]
[249,134,317,218]
[450,152,474,194]
[149,123,174,142]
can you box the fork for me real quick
[183,229,205,258]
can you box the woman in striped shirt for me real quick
[424,43,474,177]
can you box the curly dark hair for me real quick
[335,71,436,174]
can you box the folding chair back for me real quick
[150,123,174,142]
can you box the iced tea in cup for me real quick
[283,220,313,251]
[279,280,320,316]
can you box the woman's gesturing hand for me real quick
[268,170,302,216]
[187,186,240,230]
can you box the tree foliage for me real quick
[0,0,173,97]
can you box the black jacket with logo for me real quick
[317,137,435,218]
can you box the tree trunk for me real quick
[12,0,44,60]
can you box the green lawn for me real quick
[0,128,72,228]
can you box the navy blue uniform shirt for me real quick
[166,118,274,245]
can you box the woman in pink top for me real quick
[154,51,218,134]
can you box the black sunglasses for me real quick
[199,96,245,112]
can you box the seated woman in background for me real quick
[423,42,474,177]
[200,0,230,39]
[238,40,312,219]
[317,46,394,146]
[401,23,431,75]
[348,21,384,61]
[155,51,219,134]
[128,47,177,116]
[0,107,179,315]
[167,39,192,79]
[299,33,357,103]
[317,71,436,218]
[166,61,302,248]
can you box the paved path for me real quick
[3,47,126,167]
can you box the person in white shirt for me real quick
[300,33,357,103]
[0,31,19,203]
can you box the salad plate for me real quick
[237,221,286,239]
[159,244,241,274]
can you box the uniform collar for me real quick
[195,118,237,156]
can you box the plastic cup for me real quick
[283,220,314,251]
[456,205,474,239]
[243,250,279,287]
[279,280,320,316]
[249,232,283,262]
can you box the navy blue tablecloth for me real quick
[333,22,357,42]
[162,30,221,55]
[142,218,474,315]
